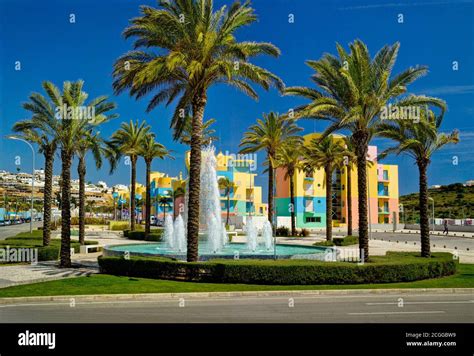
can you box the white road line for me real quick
[366,300,474,305]
[348,311,446,315]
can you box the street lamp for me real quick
[112,189,118,221]
[7,136,35,234]
[428,197,435,234]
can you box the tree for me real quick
[12,91,58,246]
[284,40,445,261]
[108,120,150,232]
[272,141,304,236]
[218,177,236,226]
[240,112,302,228]
[139,134,172,236]
[303,135,352,241]
[378,108,458,257]
[44,80,116,267]
[112,0,283,262]
[179,117,218,146]
[76,131,105,245]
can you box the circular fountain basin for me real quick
[104,242,331,261]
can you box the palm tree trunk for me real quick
[130,156,137,231]
[268,154,274,227]
[42,149,54,246]
[354,132,369,262]
[145,160,151,236]
[78,156,86,245]
[325,164,333,241]
[289,170,296,236]
[60,149,72,268]
[187,94,206,262]
[347,164,353,236]
[418,159,431,257]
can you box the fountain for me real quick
[109,144,330,261]
[262,220,274,251]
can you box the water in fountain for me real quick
[199,145,227,253]
[173,214,186,253]
[221,222,228,246]
[262,220,274,250]
[245,217,258,252]
[163,214,175,249]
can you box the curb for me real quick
[0,288,472,305]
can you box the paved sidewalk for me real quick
[0,261,98,289]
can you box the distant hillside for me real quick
[400,183,474,222]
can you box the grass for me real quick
[0,264,471,298]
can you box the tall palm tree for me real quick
[284,40,445,261]
[139,134,172,236]
[179,117,218,146]
[272,141,304,236]
[218,177,236,226]
[108,120,150,232]
[378,108,458,257]
[112,0,283,262]
[41,81,116,267]
[303,136,352,241]
[240,112,302,228]
[76,131,104,245]
[12,98,58,246]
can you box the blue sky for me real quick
[1,0,473,198]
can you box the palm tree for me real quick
[272,141,304,236]
[303,136,352,241]
[41,80,116,267]
[240,112,302,228]
[218,177,236,226]
[179,117,218,146]
[12,96,58,246]
[284,40,445,261]
[139,134,172,236]
[76,131,104,245]
[108,120,150,232]
[378,108,458,257]
[155,195,172,219]
[112,0,283,262]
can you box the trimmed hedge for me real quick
[314,235,359,247]
[98,252,457,285]
[109,221,130,231]
[0,233,98,263]
[127,230,163,242]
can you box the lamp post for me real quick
[7,136,35,233]
[428,197,435,234]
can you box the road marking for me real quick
[348,311,445,315]
[366,300,474,305]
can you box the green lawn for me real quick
[0,264,472,298]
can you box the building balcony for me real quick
[303,189,314,196]
[378,207,390,214]
[303,176,314,181]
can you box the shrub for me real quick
[109,221,130,231]
[276,226,290,236]
[299,228,310,237]
[314,235,359,247]
[127,230,164,241]
[98,252,457,285]
[333,235,359,246]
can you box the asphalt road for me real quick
[0,221,43,240]
[1,291,473,323]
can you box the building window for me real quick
[383,170,389,180]
[305,216,321,223]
